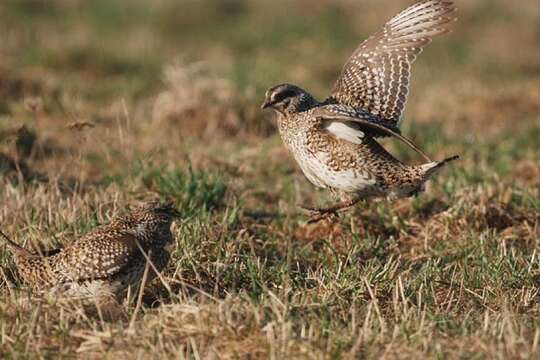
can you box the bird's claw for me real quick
[298,205,339,224]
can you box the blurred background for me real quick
[0,0,538,196]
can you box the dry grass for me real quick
[0,0,539,358]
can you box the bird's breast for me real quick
[277,114,379,193]
[297,149,377,192]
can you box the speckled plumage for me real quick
[1,202,179,299]
[262,1,458,221]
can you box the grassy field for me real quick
[0,0,539,358]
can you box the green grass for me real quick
[133,162,229,217]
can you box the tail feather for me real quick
[421,154,459,178]
[0,230,34,257]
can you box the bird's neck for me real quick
[295,94,319,113]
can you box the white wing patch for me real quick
[324,121,365,145]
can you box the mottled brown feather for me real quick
[262,1,460,218]
[2,202,178,298]
[312,106,432,162]
[330,0,456,127]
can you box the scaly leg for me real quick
[299,196,361,223]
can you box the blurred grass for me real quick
[4,0,532,101]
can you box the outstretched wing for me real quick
[329,0,456,127]
[313,106,432,162]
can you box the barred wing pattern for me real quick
[329,0,456,127]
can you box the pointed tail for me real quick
[420,155,460,179]
[0,230,34,257]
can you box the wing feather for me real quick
[329,1,456,128]
[56,233,139,282]
[313,107,432,162]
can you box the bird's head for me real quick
[130,201,180,246]
[261,83,316,115]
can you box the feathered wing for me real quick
[56,233,139,282]
[313,106,432,162]
[329,0,456,128]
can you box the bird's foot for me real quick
[299,205,340,224]
[298,196,361,224]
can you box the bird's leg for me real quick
[300,196,361,223]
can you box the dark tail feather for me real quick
[0,230,34,257]
[439,155,460,167]
[421,154,460,178]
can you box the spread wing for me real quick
[313,106,432,162]
[56,232,139,282]
[329,0,456,127]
